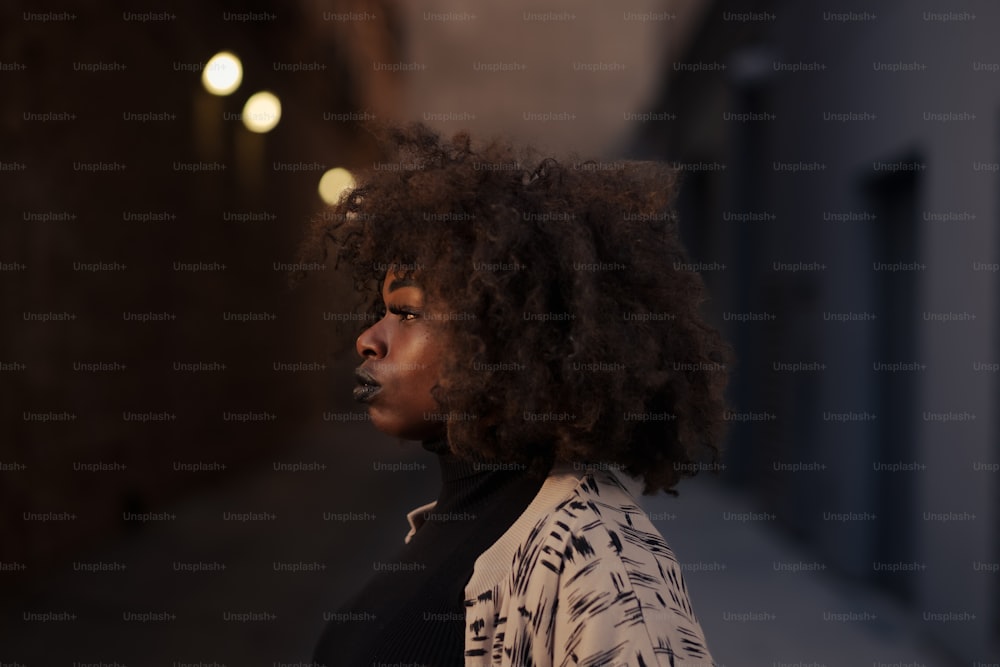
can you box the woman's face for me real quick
[354,267,448,442]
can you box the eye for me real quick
[388,305,420,321]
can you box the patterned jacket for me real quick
[404,462,717,667]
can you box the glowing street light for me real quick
[318,168,356,204]
[202,51,242,96]
[242,91,281,133]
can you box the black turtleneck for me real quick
[311,439,550,667]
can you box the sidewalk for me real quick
[0,424,959,666]
[639,475,960,667]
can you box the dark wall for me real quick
[1,0,398,574]
[630,0,1000,660]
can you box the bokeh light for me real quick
[318,168,356,205]
[241,91,281,133]
[201,51,242,96]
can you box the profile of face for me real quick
[354,267,448,442]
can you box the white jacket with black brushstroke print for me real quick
[404,462,717,667]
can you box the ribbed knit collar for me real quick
[419,437,542,514]
[421,436,482,480]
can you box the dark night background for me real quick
[1,1,997,665]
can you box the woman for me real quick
[294,123,731,666]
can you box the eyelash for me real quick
[387,305,419,321]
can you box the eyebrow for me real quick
[387,277,418,293]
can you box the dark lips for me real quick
[353,367,382,403]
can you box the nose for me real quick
[356,321,386,359]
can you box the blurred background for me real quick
[1,0,996,665]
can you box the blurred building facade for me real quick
[631,0,999,662]
[1,0,401,572]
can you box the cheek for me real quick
[387,333,438,389]
[413,338,446,398]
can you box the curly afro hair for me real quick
[291,122,733,496]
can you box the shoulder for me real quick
[518,465,678,576]
[522,464,654,543]
[519,467,716,666]
[461,464,715,666]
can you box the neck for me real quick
[420,437,534,511]
[421,435,450,456]
[422,436,486,485]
